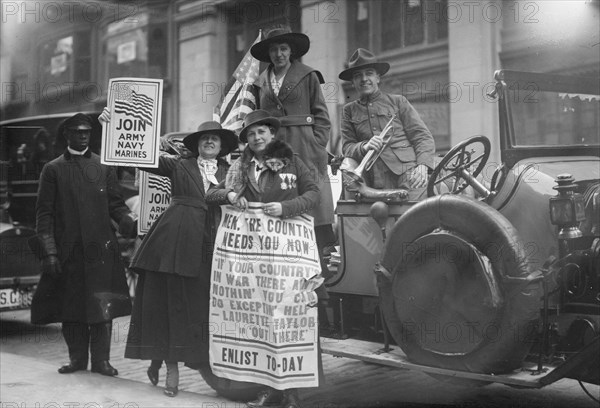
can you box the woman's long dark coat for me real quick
[125,155,228,365]
[33,150,132,324]
[255,60,334,226]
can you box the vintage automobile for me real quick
[0,210,38,311]
[193,70,599,402]
[317,69,599,399]
[0,112,138,309]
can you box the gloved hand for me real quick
[42,255,61,277]
[118,213,138,239]
[179,147,195,159]
[159,137,194,158]
[98,107,110,124]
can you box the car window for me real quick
[509,89,600,147]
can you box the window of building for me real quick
[38,30,91,85]
[100,10,167,87]
[348,0,448,53]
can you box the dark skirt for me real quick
[124,269,210,365]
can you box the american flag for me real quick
[114,88,154,126]
[213,32,262,135]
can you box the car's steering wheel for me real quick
[427,135,491,197]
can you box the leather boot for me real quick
[282,389,302,408]
[58,359,87,374]
[246,387,284,408]
[147,360,162,386]
[91,360,118,376]
[164,361,179,397]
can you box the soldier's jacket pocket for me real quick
[389,135,416,163]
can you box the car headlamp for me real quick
[550,174,585,239]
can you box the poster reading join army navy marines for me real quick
[209,204,323,389]
[102,78,163,167]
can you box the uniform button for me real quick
[369,103,373,106]
[306,116,312,123]
[370,114,374,118]
[373,127,377,131]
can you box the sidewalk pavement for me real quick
[1,352,243,408]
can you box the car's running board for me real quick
[321,337,559,388]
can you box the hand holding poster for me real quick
[209,204,323,390]
[102,78,163,167]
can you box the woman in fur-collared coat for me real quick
[207,110,320,408]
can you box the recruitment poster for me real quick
[209,204,323,389]
[138,171,171,235]
[102,77,163,167]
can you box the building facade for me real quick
[1,0,598,161]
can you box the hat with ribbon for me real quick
[62,113,93,129]
[338,48,391,81]
[58,113,93,138]
[183,121,238,157]
[250,26,310,63]
[239,110,281,143]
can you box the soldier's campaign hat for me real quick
[338,48,391,81]
[251,26,310,63]
[239,110,281,143]
[183,121,238,157]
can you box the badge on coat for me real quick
[279,173,297,190]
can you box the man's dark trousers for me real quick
[62,321,112,365]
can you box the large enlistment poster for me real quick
[102,77,163,167]
[209,203,323,389]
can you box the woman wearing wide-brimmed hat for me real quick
[251,23,336,307]
[100,115,239,396]
[213,109,320,217]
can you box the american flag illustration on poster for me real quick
[102,78,163,168]
[114,89,154,126]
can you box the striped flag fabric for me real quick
[213,32,262,135]
[148,174,171,195]
[114,89,154,126]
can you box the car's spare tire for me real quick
[198,363,263,402]
[379,194,541,374]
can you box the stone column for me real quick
[447,0,501,165]
[176,4,228,131]
[301,0,348,155]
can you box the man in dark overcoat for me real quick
[33,113,136,376]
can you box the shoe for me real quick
[91,360,118,376]
[58,360,87,374]
[147,366,159,386]
[282,389,302,408]
[164,386,178,397]
[246,388,284,408]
